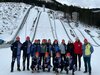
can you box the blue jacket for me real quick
[52,44,60,53]
[82,43,94,57]
[31,43,41,57]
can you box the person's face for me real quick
[48,40,51,43]
[62,40,65,44]
[76,39,80,42]
[38,40,40,43]
[68,41,71,44]
[55,41,57,44]
[84,41,88,44]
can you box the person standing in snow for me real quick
[67,40,75,59]
[46,39,52,56]
[30,39,41,72]
[74,37,82,71]
[40,39,47,70]
[22,36,32,71]
[82,39,94,75]
[10,36,22,72]
[59,39,67,60]
[31,39,41,57]
[52,39,60,71]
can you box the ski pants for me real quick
[74,54,82,70]
[23,54,30,69]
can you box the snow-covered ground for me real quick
[0,46,100,75]
[0,3,100,75]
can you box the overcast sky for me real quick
[56,0,100,8]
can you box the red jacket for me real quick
[74,41,82,55]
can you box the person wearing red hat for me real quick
[30,52,41,73]
[10,36,22,72]
[82,38,94,75]
[42,52,51,72]
[26,36,30,41]
[74,38,82,71]
[47,39,52,56]
[22,36,32,71]
[52,39,60,71]
[30,39,41,72]
[63,52,75,75]
[16,36,20,41]
[40,39,47,69]
[53,52,63,73]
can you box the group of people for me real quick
[10,36,94,75]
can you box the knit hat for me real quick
[34,39,38,43]
[84,38,88,43]
[54,39,58,43]
[26,36,30,41]
[42,39,45,43]
[62,39,65,43]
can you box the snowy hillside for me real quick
[0,3,31,42]
[0,3,100,75]
[56,0,100,8]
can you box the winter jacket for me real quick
[44,56,51,66]
[67,43,75,57]
[31,56,41,70]
[31,43,41,57]
[74,41,82,55]
[41,44,47,53]
[82,43,94,57]
[22,41,32,56]
[52,43,60,53]
[64,57,74,70]
[54,57,63,68]
[11,41,22,57]
[46,43,52,54]
[59,43,67,54]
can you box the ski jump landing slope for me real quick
[18,8,38,43]
[34,12,54,42]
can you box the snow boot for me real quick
[17,64,21,71]
[23,67,25,71]
[66,69,69,74]
[27,67,30,71]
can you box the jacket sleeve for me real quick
[90,45,94,54]
[11,43,14,51]
[31,45,35,57]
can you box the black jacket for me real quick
[22,41,32,56]
[67,43,75,57]
[11,41,22,57]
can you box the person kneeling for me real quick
[42,52,51,72]
[31,52,41,73]
[64,53,75,75]
[54,52,63,73]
